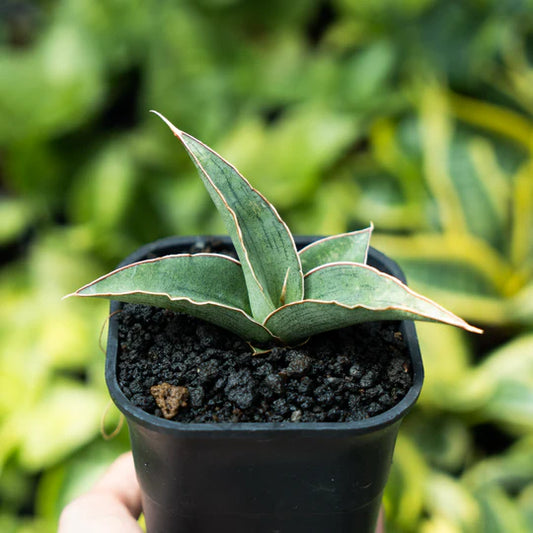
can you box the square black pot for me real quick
[105,236,424,533]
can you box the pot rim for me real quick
[105,235,424,438]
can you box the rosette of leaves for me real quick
[67,112,481,344]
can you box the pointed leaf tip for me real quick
[150,110,183,138]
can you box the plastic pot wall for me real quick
[105,236,424,533]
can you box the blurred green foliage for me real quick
[1,0,533,531]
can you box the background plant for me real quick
[1,0,533,531]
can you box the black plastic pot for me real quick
[105,236,424,533]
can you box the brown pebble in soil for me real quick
[150,382,189,419]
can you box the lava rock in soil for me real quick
[117,304,413,423]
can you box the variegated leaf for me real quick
[152,111,303,322]
[68,254,273,342]
[298,225,373,273]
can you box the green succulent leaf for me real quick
[69,117,481,346]
[298,225,373,273]
[265,262,481,343]
[68,254,273,343]
[151,111,303,322]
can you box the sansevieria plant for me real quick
[67,112,481,344]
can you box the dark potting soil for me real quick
[117,304,413,423]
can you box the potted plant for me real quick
[67,112,481,533]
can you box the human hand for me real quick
[58,452,142,533]
[58,451,385,532]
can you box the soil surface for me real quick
[117,304,413,423]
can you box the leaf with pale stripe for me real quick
[264,262,482,343]
[70,254,273,342]
[151,111,303,322]
[298,225,373,273]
